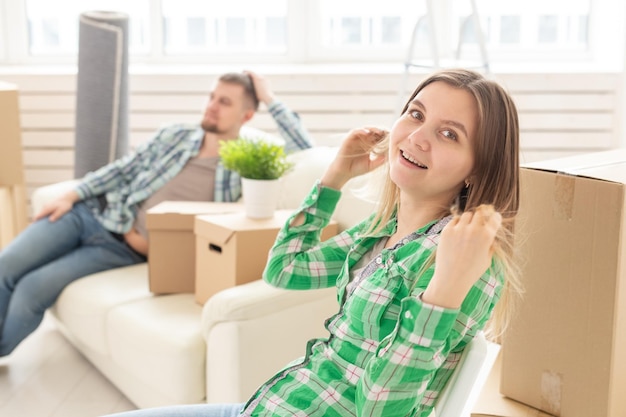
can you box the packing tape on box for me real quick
[554,173,575,221]
[540,370,562,416]
[74,10,129,178]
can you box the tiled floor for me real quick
[0,313,136,417]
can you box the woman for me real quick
[105,68,521,417]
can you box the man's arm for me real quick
[246,71,315,153]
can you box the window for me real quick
[161,0,287,55]
[460,0,590,52]
[319,1,417,48]
[25,0,151,55]
[0,0,621,69]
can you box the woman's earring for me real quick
[464,179,471,188]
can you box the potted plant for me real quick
[219,138,294,218]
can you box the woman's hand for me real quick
[320,127,388,190]
[422,204,502,309]
[34,190,80,222]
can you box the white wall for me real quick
[0,68,621,210]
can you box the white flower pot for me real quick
[241,177,281,219]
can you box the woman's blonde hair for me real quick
[368,69,522,339]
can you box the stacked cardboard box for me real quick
[194,209,338,304]
[500,149,626,417]
[146,201,244,294]
[0,82,28,248]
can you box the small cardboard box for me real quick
[194,209,338,304]
[146,201,243,294]
[500,149,626,417]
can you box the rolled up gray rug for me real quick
[74,11,129,178]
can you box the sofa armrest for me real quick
[31,180,81,214]
[201,279,337,403]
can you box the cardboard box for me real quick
[0,186,16,248]
[194,209,338,304]
[0,82,28,246]
[0,82,25,186]
[500,149,626,417]
[0,184,28,248]
[11,184,27,233]
[472,353,554,417]
[146,201,243,294]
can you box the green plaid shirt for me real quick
[241,183,503,417]
[75,101,312,233]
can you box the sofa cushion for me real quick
[107,294,206,405]
[280,146,378,231]
[50,263,152,356]
[279,146,339,210]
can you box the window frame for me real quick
[0,0,6,62]
[0,0,621,70]
[1,0,29,64]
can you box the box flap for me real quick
[194,210,295,245]
[523,149,626,184]
[147,201,243,230]
[194,215,237,245]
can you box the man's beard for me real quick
[201,120,221,134]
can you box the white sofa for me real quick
[31,146,377,409]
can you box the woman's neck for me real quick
[389,198,449,247]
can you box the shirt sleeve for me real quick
[355,264,503,416]
[74,125,184,200]
[263,181,364,290]
[267,100,315,153]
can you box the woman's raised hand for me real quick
[320,127,388,190]
[422,204,502,309]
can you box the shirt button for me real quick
[375,257,382,265]
[405,311,413,319]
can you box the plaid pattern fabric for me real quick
[267,100,312,153]
[75,101,312,233]
[241,183,503,417]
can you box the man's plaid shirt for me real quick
[74,101,312,233]
[241,183,503,417]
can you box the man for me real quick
[0,71,313,357]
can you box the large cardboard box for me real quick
[0,82,28,246]
[500,149,626,417]
[0,184,28,248]
[194,209,338,304]
[146,201,243,294]
[0,186,16,248]
[0,82,25,186]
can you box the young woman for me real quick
[105,68,521,417]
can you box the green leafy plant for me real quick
[219,138,294,180]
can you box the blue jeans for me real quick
[0,202,147,356]
[104,403,245,417]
